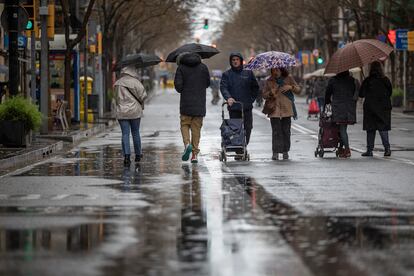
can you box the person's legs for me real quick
[317,97,325,113]
[180,115,192,161]
[243,109,253,145]
[119,120,131,165]
[379,130,391,156]
[118,120,131,156]
[362,130,375,157]
[190,116,203,156]
[282,117,292,158]
[270,118,283,155]
[130,118,142,161]
[339,124,351,157]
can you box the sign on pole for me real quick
[395,29,408,50]
[408,31,414,51]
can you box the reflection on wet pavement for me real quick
[1,127,414,275]
[240,176,414,276]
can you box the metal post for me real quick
[40,0,49,134]
[6,0,19,96]
[403,50,407,110]
[83,37,88,126]
[30,31,36,101]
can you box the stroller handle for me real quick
[222,101,244,120]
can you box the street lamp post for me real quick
[5,0,20,96]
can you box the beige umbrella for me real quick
[324,39,393,75]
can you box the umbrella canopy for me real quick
[245,51,298,70]
[324,39,393,74]
[165,43,219,62]
[115,53,162,71]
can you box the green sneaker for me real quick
[182,144,192,161]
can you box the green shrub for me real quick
[392,88,404,98]
[0,96,42,131]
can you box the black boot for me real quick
[361,151,373,157]
[384,148,391,157]
[124,154,131,166]
[135,154,142,162]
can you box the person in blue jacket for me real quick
[220,53,259,147]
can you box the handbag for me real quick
[262,99,275,115]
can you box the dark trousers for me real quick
[317,97,325,113]
[229,109,253,145]
[367,130,390,151]
[339,124,349,149]
[270,117,291,153]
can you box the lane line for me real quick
[252,108,414,166]
[17,194,41,200]
[50,194,70,200]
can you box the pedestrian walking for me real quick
[174,52,210,163]
[114,65,147,166]
[359,61,392,157]
[313,76,329,113]
[262,68,301,160]
[210,76,221,105]
[220,53,259,156]
[325,70,359,158]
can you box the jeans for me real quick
[118,119,141,156]
[367,130,390,151]
[270,117,291,153]
[229,109,253,145]
[317,97,325,113]
[339,124,349,149]
[180,115,203,154]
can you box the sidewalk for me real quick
[0,115,116,174]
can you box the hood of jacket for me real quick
[178,52,201,67]
[115,65,140,89]
[120,65,139,79]
[229,52,244,71]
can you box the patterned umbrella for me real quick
[245,51,298,70]
[324,39,393,74]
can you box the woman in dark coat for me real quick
[359,61,392,157]
[325,70,359,158]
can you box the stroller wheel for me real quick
[314,150,318,158]
[318,149,324,158]
[246,154,250,161]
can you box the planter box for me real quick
[0,121,32,147]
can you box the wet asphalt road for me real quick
[0,88,414,276]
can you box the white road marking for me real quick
[50,194,70,200]
[17,194,41,200]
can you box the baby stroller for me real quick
[314,105,340,158]
[219,101,249,162]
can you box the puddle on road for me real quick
[235,176,414,276]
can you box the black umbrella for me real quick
[166,43,220,62]
[115,53,162,71]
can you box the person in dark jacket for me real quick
[220,53,259,152]
[313,77,329,113]
[325,70,359,158]
[359,61,392,157]
[174,52,210,163]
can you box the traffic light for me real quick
[317,57,324,64]
[203,19,209,30]
[22,0,35,30]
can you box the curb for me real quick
[37,119,116,144]
[0,140,64,170]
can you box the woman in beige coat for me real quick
[262,68,300,160]
[114,65,147,166]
